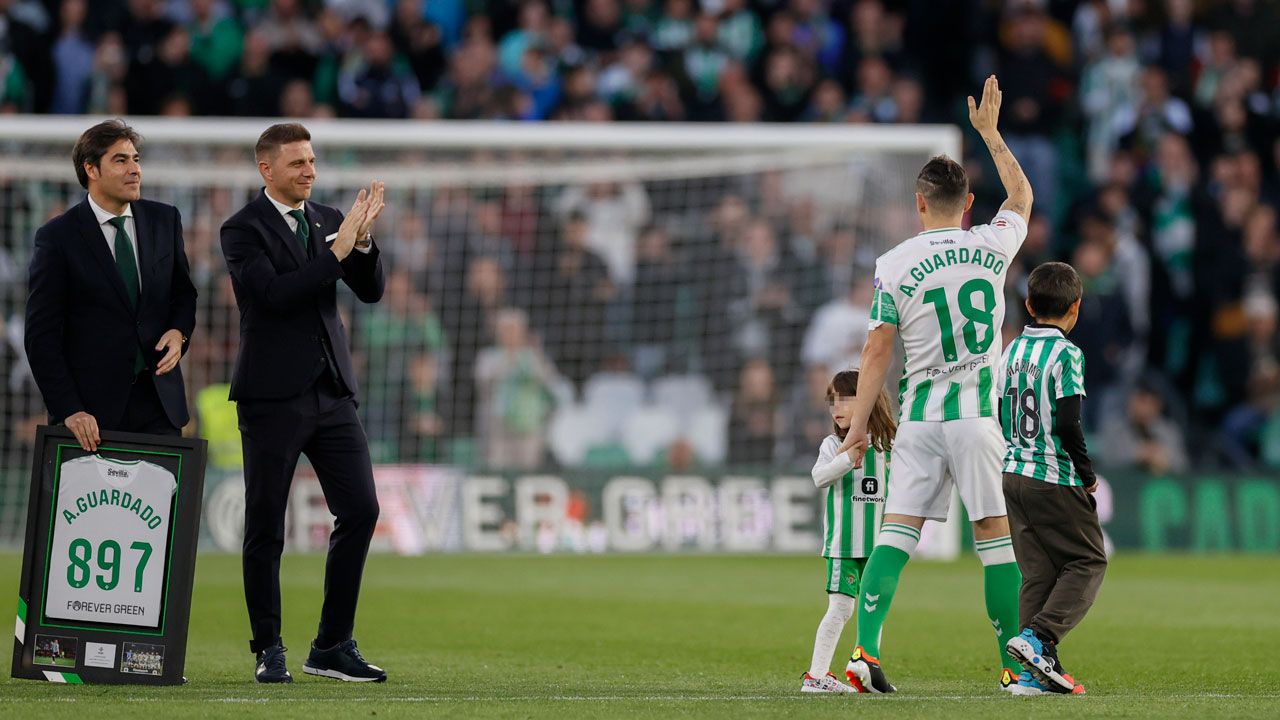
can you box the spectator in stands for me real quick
[717,0,762,64]
[1098,383,1189,475]
[630,225,682,379]
[1080,23,1141,182]
[679,12,729,121]
[360,270,446,449]
[228,29,286,116]
[554,180,650,286]
[1148,0,1198,98]
[804,79,846,122]
[256,0,323,81]
[652,0,693,51]
[188,0,243,90]
[84,32,128,114]
[801,275,872,372]
[498,0,549,77]
[730,218,805,384]
[337,30,420,118]
[390,0,447,94]
[403,351,445,462]
[534,212,615,386]
[1114,66,1193,161]
[1133,133,1204,384]
[1071,234,1133,429]
[475,307,559,469]
[51,0,94,115]
[996,6,1067,218]
[440,256,508,437]
[729,357,779,466]
[778,362,833,466]
[578,0,623,54]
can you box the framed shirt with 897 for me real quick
[11,426,206,685]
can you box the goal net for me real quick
[0,117,958,545]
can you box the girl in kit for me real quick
[801,369,896,693]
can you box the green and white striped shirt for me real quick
[999,325,1087,486]
[812,436,889,558]
[868,211,1028,422]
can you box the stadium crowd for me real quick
[3,0,1280,471]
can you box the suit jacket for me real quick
[24,198,198,428]
[220,189,385,401]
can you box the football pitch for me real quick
[2,552,1277,719]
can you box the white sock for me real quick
[975,535,1016,565]
[808,593,855,677]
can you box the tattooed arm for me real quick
[968,74,1033,222]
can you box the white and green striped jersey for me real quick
[812,435,889,558]
[999,325,1087,486]
[869,210,1028,422]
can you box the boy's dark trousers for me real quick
[1003,473,1108,643]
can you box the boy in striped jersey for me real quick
[802,370,895,693]
[841,76,1028,694]
[1000,262,1106,696]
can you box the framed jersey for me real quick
[11,426,206,685]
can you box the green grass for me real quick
[32,653,75,668]
[3,552,1279,718]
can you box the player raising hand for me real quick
[840,75,1034,693]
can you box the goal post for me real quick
[0,116,960,549]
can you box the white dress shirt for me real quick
[264,190,370,253]
[87,193,141,289]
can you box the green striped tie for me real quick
[287,209,310,251]
[107,216,145,374]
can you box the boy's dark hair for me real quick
[255,122,311,160]
[1027,261,1083,319]
[916,155,969,213]
[72,119,141,189]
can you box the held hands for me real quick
[837,421,870,468]
[65,411,100,452]
[332,181,386,261]
[967,74,1002,137]
[154,329,184,375]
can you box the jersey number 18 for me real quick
[921,279,997,362]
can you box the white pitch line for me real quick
[3,693,1278,703]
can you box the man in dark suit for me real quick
[220,122,387,684]
[25,119,197,450]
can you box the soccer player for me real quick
[802,370,895,694]
[1000,262,1105,696]
[839,75,1031,693]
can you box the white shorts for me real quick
[885,417,1007,522]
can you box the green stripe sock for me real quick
[854,545,911,658]
[984,560,1023,671]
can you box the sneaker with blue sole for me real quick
[1005,628,1073,694]
[1009,670,1051,696]
[302,639,387,682]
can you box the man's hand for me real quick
[355,180,385,242]
[65,411,100,452]
[154,329,185,375]
[331,188,372,261]
[969,74,1033,221]
[837,422,870,468]
[967,74,1002,137]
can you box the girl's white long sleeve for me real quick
[811,436,856,489]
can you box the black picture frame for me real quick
[11,426,207,685]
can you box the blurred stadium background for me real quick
[0,0,1277,561]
